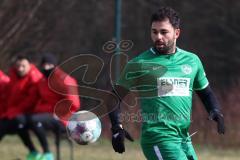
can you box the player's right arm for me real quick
[108,84,134,154]
[108,85,129,126]
[108,59,141,153]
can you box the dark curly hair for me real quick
[151,7,180,29]
[15,54,31,62]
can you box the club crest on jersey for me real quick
[181,64,192,74]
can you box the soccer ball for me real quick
[66,110,102,145]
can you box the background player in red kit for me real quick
[27,53,80,160]
[0,70,10,118]
[0,55,44,160]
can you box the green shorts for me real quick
[141,141,197,160]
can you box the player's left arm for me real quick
[194,55,224,134]
[196,85,225,134]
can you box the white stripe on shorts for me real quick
[153,145,163,160]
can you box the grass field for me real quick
[0,135,239,160]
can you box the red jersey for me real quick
[5,64,43,119]
[0,70,10,118]
[34,67,80,124]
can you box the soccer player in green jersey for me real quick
[108,7,225,160]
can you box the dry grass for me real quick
[0,135,239,160]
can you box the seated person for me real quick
[0,55,43,160]
[0,70,10,118]
[28,53,80,160]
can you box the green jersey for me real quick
[116,47,209,145]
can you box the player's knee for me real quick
[15,115,27,125]
[14,115,28,130]
[28,115,43,129]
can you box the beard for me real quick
[154,39,175,54]
[41,68,54,77]
[17,72,26,77]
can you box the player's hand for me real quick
[208,110,225,134]
[111,124,134,153]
